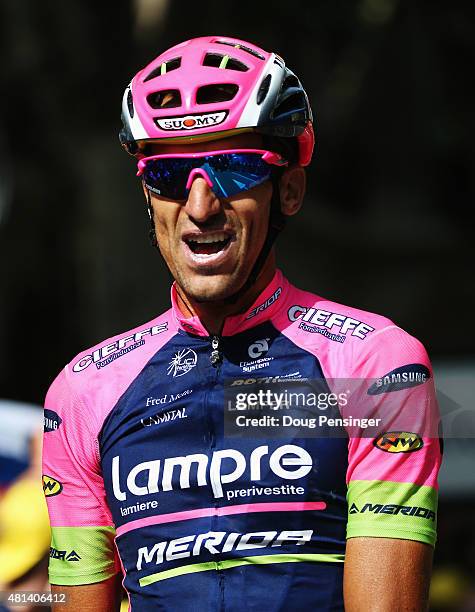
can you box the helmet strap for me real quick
[146,188,158,248]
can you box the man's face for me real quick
[145,133,274,302]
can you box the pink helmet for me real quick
[120,36,314,166]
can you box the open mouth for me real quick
[184,232,232,256]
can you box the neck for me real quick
[175,255,276,335]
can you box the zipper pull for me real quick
[210,335,222,366]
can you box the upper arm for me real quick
[51,574,123,612]
[345,327,442,546]
[340,327,441,610]
[344,537,433,611]
[43,368,121,587]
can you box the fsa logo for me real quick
[156,112,227,131]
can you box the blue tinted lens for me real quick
[143,158,195,200]
[203,153,272,198]
[142,153,272,200]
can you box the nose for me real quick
[183,174,222,224]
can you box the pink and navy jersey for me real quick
[42,270,441,611]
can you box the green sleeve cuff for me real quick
[48,526,121,586]
[49,567,119,586]
[347,480,438,546]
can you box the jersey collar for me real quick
[170,269,288,337]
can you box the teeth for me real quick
[188,233,228,244]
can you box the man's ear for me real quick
[278,166,306,216]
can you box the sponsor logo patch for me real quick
[136,529,313,571]
[50,547,81,562]
[73,323,168,373]
[229,373,302,386]
[156,112,227,131]
[239,338,273,373]
[66,550,81,561]
[368,364,430,395]
[350,502,435,521]
[43,475,63,497]
[141,407,188,428]
[287,306,374,341]
[246,287,282,319]
[167,348,198,377]
[49,547,66,561]
[247,339,269,360]
[373,432,424,453]
[44,409,62,432]
[112,444,313,502]
[142,389,193,427]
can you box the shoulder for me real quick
[275,279,430,377]
[277,280,397,346]
[68,309,173,376]
[45,308,176,429]
[283,284,395,338]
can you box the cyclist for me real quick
[43,36,441,611]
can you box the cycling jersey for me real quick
[42,270,441,611]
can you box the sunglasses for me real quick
[136,149,288,200]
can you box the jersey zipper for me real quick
[208,333,225,611]
[210,335,223,367]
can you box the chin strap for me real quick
[144,174,286,304]
[146,188,158,248]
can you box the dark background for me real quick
[0,1,473,608]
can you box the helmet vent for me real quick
[272,92,306,120]
[282,74,300,90]
[196,83,239,104]
[146,89,182,109]
[214,40,265,60]
[203,53,248,72]
[126,88,134,118]
[143,57,182,82]
[256,74,272,105]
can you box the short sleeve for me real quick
[345,326,442,546]
[42,368,121,585]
